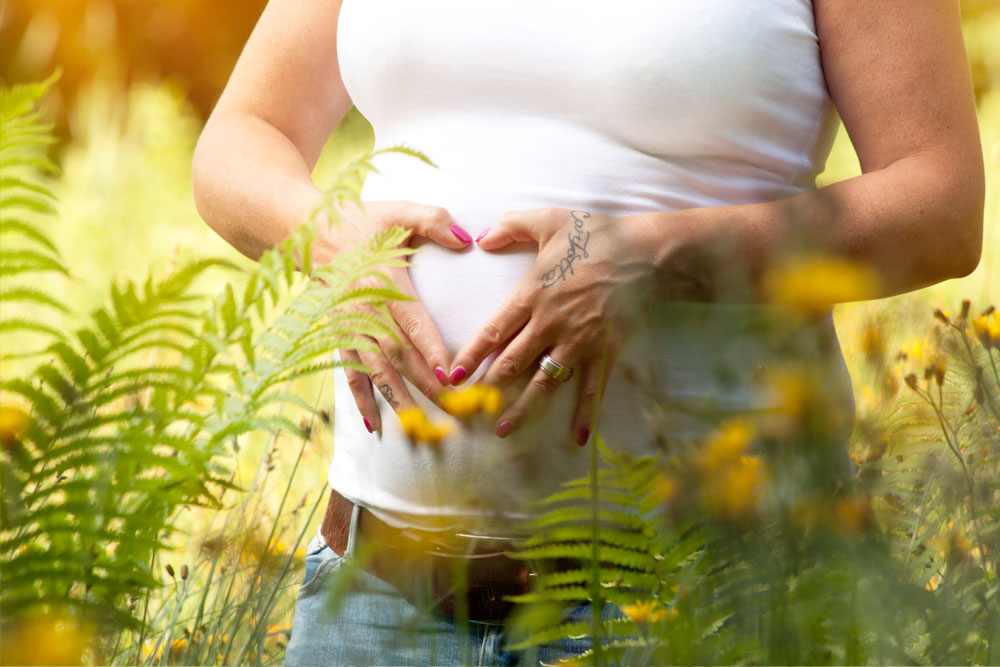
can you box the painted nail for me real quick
[475,227,492,243]
[576,428,590,447]
[450,225,473,244]
[495,420,514,438]
[363,417,374,433]
[434,366,449,386]
[448,366,467,385]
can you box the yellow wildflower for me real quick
[706,455,769,521]
[860,385,875,410]
[926,573,942,591]
[694,419,754,474]
[694,420,770,521]
[397,407,452,445]
[438,384,504,417]
[899,337,927,363]
[481,385,504,416]
[763,253,880,316]
[652,472,679,504]
[970,311,1000,348]
[621,599,676,624]
[0,611,94,666]
[0,404,30,451]
[945,530,972,565]
[267,623,292,635]
[767,367,813,423]
[833,494,874,534]
[142,641,164,661]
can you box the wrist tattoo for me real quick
[377,383,399,406]
[541,210,591,288]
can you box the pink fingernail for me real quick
[364,417,374,433]
[434,366,449,386]
[450,225,473,244]
[576,428,590,447]
[495,420,514,438]
[448,366,467,385]
[475,227,492,243]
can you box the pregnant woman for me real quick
[192,0,984,664]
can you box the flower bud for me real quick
[165,564,175,578]
[904,374,918,391]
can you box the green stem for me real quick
[588,329,614,667]
[925,383,989,572]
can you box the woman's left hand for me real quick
[447,208,659,446]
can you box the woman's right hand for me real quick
[329,200,473,433]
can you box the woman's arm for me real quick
[447,0,985,444]
[192,0,473,432]
[192,0,352,265]
[633,0,984,302]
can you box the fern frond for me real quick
[0,215,61,254]
[0,248,68,275]
[0,286,69,312]
[0,318,64,340]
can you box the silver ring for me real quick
[539,353,573,383]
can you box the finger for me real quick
[374,312,447,403]
[571,358,614,448]
[356,346,419,419]
[475,208,554,251]
[494,344,578,439]
[481,321,551,388]
[384,202,473,249]
[384,267,452,385]
[448,286,533,385]
[340,348,381,434]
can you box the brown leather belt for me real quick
[320,488,565,622]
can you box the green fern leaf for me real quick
[0,215,60,254]
[0,317,63,340]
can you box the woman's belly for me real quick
[326,145,856,532]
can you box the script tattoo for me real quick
[377,383,399,407]
[541,210,591,288]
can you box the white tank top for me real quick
[328,0,852,532]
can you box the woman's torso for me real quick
[328,0,853,532]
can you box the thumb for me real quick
[475,209,549,251]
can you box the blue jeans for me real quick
[284,506,619,666]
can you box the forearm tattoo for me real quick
[377,383,400,406]
[541,210,591,288]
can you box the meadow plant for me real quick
[0,76,432,666]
